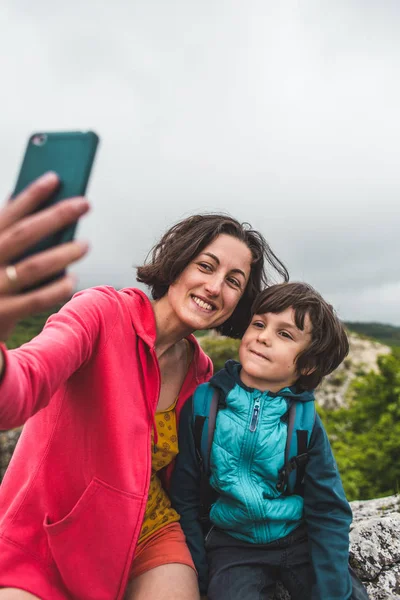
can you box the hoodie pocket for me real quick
[44,478,145,600]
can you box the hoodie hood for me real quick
[210,359,314,403]
[119,287,212,385]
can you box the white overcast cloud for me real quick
[1,0,399,324]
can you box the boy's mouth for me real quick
[250,349,269,361]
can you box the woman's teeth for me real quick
[192,296,213,311]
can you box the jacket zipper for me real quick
[249,396,261,432]
[242,392,265,542]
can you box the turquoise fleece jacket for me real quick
[170,360,353,600]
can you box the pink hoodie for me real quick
[0,286,212,600]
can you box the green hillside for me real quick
[345,322,400,348]
[6,306,63,350]
[6,313,400,350]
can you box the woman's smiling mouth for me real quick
[191,294,216,312]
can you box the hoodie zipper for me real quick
[249,396,261,432]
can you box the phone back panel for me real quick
[13,131,99,257]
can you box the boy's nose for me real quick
[258,329,272,346]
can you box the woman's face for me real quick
[167,233,253,331]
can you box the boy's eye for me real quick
[253,321,264,329]
[279,331,293,340]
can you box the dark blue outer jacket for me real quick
[170,361,353,599]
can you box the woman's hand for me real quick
[0,172,90,342]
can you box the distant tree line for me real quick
[345,321,400,348]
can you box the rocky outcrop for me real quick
[274,495,400,599]
[350,495,400,599]
[317,334,391,410]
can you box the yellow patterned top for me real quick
[138,402,181,543]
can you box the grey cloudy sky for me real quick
[1,1,399,325]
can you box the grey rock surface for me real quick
[274,495,400,599]
[350,495,400,599]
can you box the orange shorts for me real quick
[129,522,196,580]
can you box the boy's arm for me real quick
[303,413,353,600]
[170,397,209,595]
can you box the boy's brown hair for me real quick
[137,214,289,338]
[251,282,349,390]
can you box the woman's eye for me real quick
[227,277,241,288]
[198,262,212,271]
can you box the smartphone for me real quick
[12,131,99,263]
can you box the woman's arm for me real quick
[303,414,353,600]
[0,286,119,429]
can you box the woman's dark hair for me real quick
[251,282,349,390]
[137,214,288,338]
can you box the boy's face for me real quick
[239,307,313,393]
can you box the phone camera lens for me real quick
[32,134,47,146]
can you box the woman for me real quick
[0,192,288,599]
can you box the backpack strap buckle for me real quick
[276,452,310,493]
[293,452,310,468]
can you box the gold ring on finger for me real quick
[5,265,19,285]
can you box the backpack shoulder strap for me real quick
[277,400,316,495]
[192,383,220,525]
[192,383,219,474]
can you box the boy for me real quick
[170,282,369,600]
